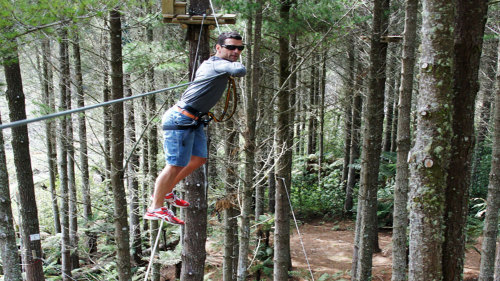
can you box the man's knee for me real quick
[191,156,207,166]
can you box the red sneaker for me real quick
[144,207,184,225]
[165,192,190,208]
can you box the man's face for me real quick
[215,38,244,62]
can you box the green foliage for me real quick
[470,143,492,199]
[291,154,345,219]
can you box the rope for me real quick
[191,14,207,82]
[208,0,221,35]
[143,219,164,281]
[207,76,237,122]
[0,72,226,131]
[279,177,315,281]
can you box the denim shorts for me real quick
[161,106,207,167]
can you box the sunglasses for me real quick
[221,44,245,51]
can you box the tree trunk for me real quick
[41,38,61,235]
[341,38,355,190]
[66,46,79,269]
[471,36,498,190]
[102,29,112,193]
[253,0,264,223]
[145,7,161,278]
[141,85,150,234]
[124,73,143,264]
[4,40,45,281]
[274,1,292,280]
[237,13,254,281]
[408,1,455,279]
[180,1,210,279]
[391,0,418,280]
[0,112,23,281]
[223,117,239,281]
[72,29,97,256]
[58,26,73,281]
[344,60,364,215]
[109,9,132,281]
[383,50,396,153]
[443,2,488,280]
[478,36,500,281]
[353,0,390,279]
[318,50,327,187]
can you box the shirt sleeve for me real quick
[213,60,247,77]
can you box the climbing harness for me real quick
[161,76,238,130]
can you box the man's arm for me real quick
[214,60,246,77]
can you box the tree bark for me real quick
[344,60,364,215]
[391,0,418,280]
[471,36,498,190]
[72,29,97,256]
[41,38,61,235]
[479,37,500,281]
[341,38,355,190]
[109,9,132,281]
[0,112,23,281]
[237,13,255,281]
[408,1,455,279]
[383,49,396,153]
[66,38,79,269]
[180,1,210,279]
[124,73,143,264]
[443,2,488,280]
[58,26,72,280]
[4,40,45,281]
[223,117,239,281]
[253,0,264,223]
[353,0,390,279]
[274,1,292,280]
[102,28,112,193]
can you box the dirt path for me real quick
[290,220,481,280]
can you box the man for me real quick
[144,31,246,224]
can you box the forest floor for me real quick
[204,220,482,281]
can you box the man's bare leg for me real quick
[171,155,207,186]
[150,165,184,210]
[149,156,206,210]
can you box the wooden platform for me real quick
[163,13,237,25]
[162,0,237,25]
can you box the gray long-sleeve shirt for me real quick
[179,56,246,113]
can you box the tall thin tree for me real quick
[352,0,390,279]
[443,2,489,280]
[72,28,97,255]
[58,25,72,280]
[274,1,293,280]
[4,39,45,281]
[41,37,61,234]
[391,0,418,280]
[0,111,23,281]
[180,1,210,280]
[478,37,500,281]
[109,8,132,280]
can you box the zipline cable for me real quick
[0,72,226,131]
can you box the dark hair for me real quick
[217,31,243,46]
